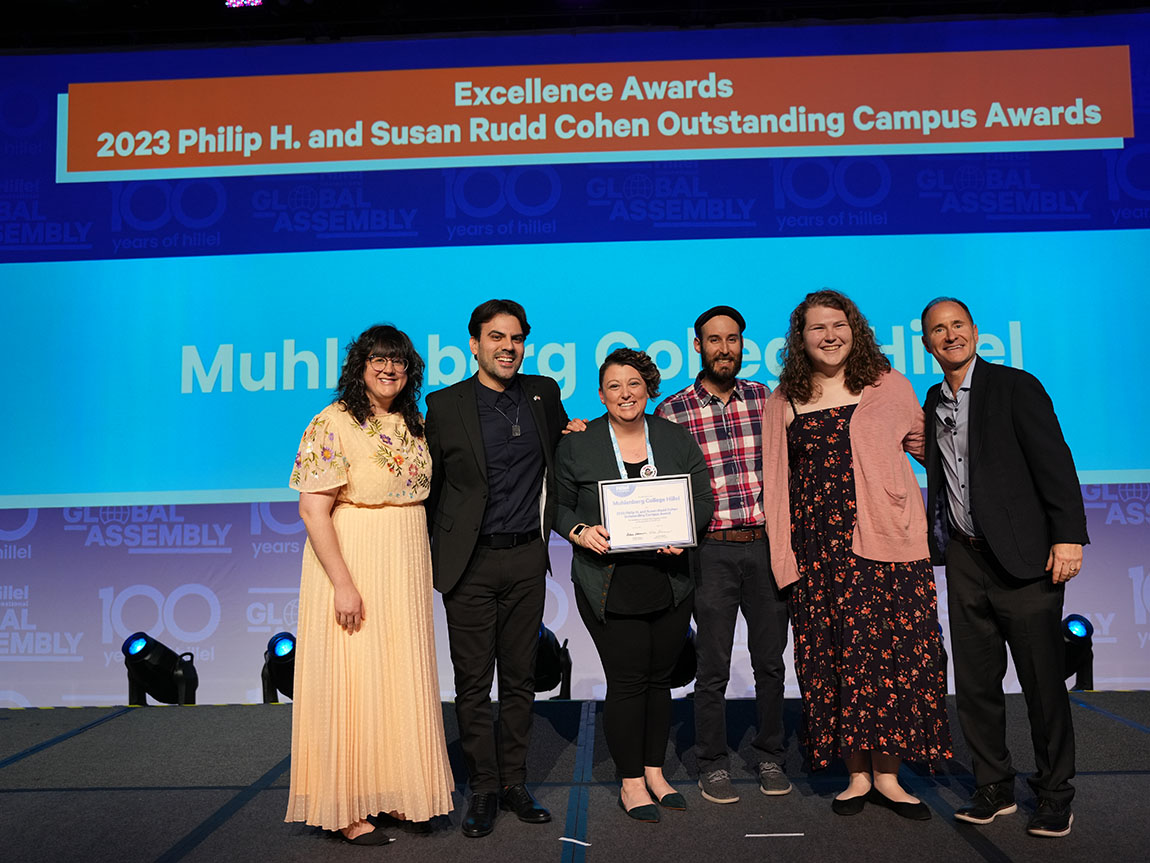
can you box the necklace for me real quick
[491,397,521,437]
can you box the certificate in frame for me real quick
[597,473,697,554]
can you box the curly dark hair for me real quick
[598,347,661,398]
[777,290,890,404]
[335,324,425,437]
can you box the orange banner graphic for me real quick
[61,46,1133,178]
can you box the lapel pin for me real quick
[533,395,541,401]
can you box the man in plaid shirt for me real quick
[654,305,791,804]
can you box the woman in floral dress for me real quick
[285,324,454,844]
[763,291,951,820]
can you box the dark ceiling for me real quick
[5,1,1149,53]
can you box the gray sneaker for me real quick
[698,768,740,804]
[758,761,793,796]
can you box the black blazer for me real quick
[425,373,569,594]
[923,359,1088,580]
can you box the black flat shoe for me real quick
[831,794,867,816]
[340,824,393,845]
[866,787,931,821]
[376,812,434,834]
[619,794,660,822]
[652,790,687,811]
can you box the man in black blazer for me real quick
[921,297,1088,839]
[425,298,574,838]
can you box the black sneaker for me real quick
[954,781,1017,824]
[1026,798,1073,838]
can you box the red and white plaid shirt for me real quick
[654,375,770,531]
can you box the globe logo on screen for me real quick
[289,185,319,210]
[99,506,131,524]
[623,174,654,199]
[283,598,299,627]
[954,166,985,191]
[1118,484,1150,502]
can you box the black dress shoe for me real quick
[340,824,393,845]
[955,781,1017,825]
[500,783,552,824]
[866,787,931,821]
[831,794,867,816]
[462,791,498,838]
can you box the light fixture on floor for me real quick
[1063,613,1094,691]
[670,625,697,689]
[534,624,572,699]
[122,632,199,705]
[262,631,296,703]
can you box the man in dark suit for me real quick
[425,298,575,838]
[921,297,1088,839]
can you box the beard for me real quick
[702,350,741,385]
[479,350,521,382]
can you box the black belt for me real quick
[706,526,766,543]
[949,528,991,553]
[477,531,538,549]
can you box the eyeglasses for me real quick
[368,355,409,372]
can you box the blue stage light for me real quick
[271,632,295,657]
[262,631,296,703]
[1063,613,1094,641]
[1062,614,1094,690]
[120,631,199,705]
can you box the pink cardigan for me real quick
[763,369,927,589]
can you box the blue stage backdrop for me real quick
[1,12,1148,706]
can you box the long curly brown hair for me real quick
[335,324,425,437]
[777,290,890,404]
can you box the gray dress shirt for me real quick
[935,356,980,537]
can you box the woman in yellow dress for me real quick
[285,324,454,844]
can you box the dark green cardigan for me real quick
[554,413,714,622]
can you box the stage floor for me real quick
[2,693,1147,863]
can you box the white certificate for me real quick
[597,474,697,553]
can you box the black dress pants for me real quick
[575,586,694,778]
[946,540,1075,803]
[442,538,547,794]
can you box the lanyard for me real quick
[607,417,657,479]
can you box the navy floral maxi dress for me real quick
[787,404,951,770]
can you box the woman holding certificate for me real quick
[762,290,951,820]
[555,347,713,823]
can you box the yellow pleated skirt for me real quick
[284,503,455,830]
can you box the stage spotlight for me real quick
[121,631,198,705]
[262,631,296,703]
[1063,613,1094,691]
[670,625,697,689]
[534,624,572,699]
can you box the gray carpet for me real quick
[2,694,1146,863]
